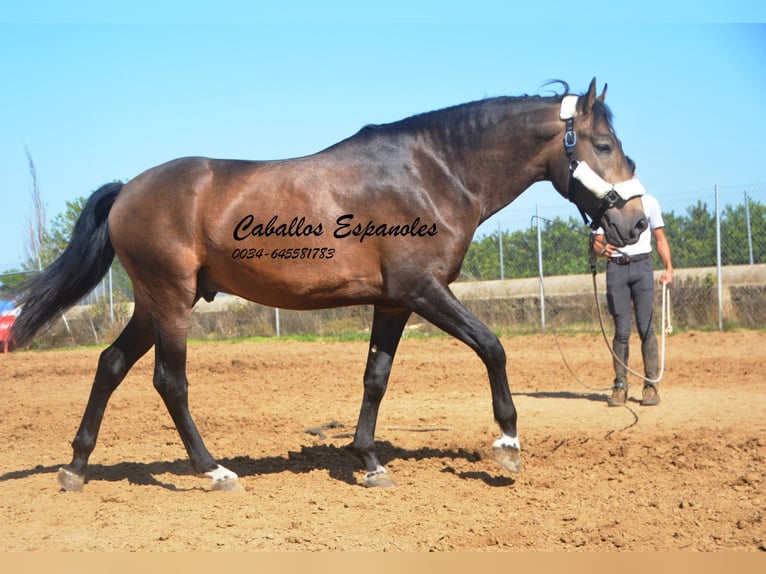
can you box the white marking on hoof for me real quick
[362,465,395,488]
[492,434,522,473]
[493,434,521,451]
[57,467,85,492]
[205,465,242,491]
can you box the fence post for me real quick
[536,205,546,331]
[745,190,754,265]
[275,308,281,337]
[498,221,504,280]
[715,184,723,330]
[108,265,114,322]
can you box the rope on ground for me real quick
[603,404,639,436]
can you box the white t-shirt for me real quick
[595,194,664,257]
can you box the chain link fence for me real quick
[456,182,765,333]
[462,183,765,279]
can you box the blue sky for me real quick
[1,3,765,273]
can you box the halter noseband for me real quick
[559,95,645,229]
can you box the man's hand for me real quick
[593,234,617,258]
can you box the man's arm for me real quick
[653,227,674,285]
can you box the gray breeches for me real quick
[606,258,656,344]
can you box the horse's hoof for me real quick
[205,464,241,491]
[362,469,396,488]
[57,466,85,492]
[493,444,521,473]
[211,477,243,492]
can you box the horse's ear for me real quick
[581,77,598,114]
[598,83,608,103]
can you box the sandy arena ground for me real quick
[0,330,763,551]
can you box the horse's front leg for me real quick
[350,307,411,487]
[411,280,521,474]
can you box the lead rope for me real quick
[539,225,612,392]
[548,307,612,392]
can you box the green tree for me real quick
[537,216,591,276]
[34,197,87,267]
[461,216,592,280]
[0,269,34,295]
[460,197,765,281]
[721,199,765,265]
[502,227,538,278]
[460,231,504,280]
[651,201,714,269]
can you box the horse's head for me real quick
[552,78,647,247]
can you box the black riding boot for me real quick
[607,340,629,407]
[641,335,660,406]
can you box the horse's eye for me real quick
[594,143,612,154]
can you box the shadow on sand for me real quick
[0,440,515,491]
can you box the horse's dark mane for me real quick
[351,79,612,140]
[324,80,614,155]
[540,79,570,96]
[592,99,614,129]
[357,93,558,136]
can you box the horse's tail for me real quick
[11,182,124,347]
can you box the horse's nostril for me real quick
[635,216,648,236]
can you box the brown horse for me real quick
[12,79,647,492]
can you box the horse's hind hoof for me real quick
[205,464,242,491]
[362,468,396,488]
[57,466,85,492]
[492,445,521,473]
[211,477,243,492]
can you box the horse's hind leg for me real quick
[408,279,521,474]
[58,307,155,491]
[350,306,411,487]
[150,306,240,491]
